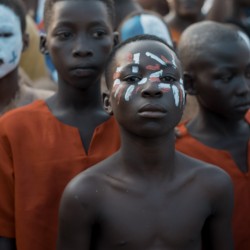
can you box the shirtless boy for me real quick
[57,35,234,250]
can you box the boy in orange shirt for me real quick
[0,0,120,250]
[176,21,250,250]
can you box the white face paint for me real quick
[0,5,23,79]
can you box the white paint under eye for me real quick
[158,83,171,89]
[145,52,166,65]
[138,77,148,85]
[114,79,121,86]
[172,85,179,107]
[150,70,163,78]
[0,5,23,78]
[114,84,123,98]
[133,53,140,64]
[132,66,139,73]
[125,85,135,101]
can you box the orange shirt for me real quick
[175,122,250,250]
[0,100,120,250]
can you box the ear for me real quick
[40,33,49,54]
[183,72,198,96]
[113,31,120,47]
[103,91,113,115]
[22,33,29,52]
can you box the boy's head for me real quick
[41,0,116,89]
[0,0,28,79]
[44,0,115,31]
[104,34,185,137]
[178,21,250,120]
[167,0,205,19]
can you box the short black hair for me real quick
[0,0,26,34]
[105,34,177,89]
[44,0,115,31]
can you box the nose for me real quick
[141,81,163,98]
[72,35,93,57]
[236,76,250,96]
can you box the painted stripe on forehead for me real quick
[145,52,166,65]
[133,53,140,64]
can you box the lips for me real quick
[70,65,96,77]
[138,104,167,118]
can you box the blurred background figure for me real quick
[164,0,206,45]
[114,0,143,31]
[136,0,169,16]
[118,10,173,47]
[0,0,53,115]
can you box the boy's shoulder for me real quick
[0,100,51,130]
[176,151,233,196]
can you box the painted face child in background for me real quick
[0,4,23,78]
[108,36,185,135]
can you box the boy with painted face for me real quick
[0,0,120,250]
[57,35,233,250]
[0,0,53,115]
[176,21,250,250]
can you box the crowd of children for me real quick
[0,0,249,250]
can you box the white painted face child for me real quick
[0,4,23,78]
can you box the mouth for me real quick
[70,66,96,77]
[234,102,250,111]
[138,104,167,118]
[0,59,4,66]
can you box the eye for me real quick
[219,75,233,83]
[123,75,142,84]
[0,32,12,38]
[160,76,176,83]
[92,30,107,39]
[56,31,72,40]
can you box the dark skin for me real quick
[57,40,234,250]
[184,35,250,173]
[0,1,114,249]
[41,0,115,152]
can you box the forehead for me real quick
[50,1,111,28]
[115,40,180,67]
[0,4,21,27]
[200,38,250,67]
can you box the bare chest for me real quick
[93,186,210,250]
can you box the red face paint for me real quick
[146,64,161,71]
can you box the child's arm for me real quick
[202,169,234,250]
[57,176,99,250]
[0,237,16,250]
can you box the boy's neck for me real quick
[119,129,176,180]
[53,78,103,112]
[187,107,248,138]
[0,69,20,112]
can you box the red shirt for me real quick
[0,100,120,250]
[175,118,250,250]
